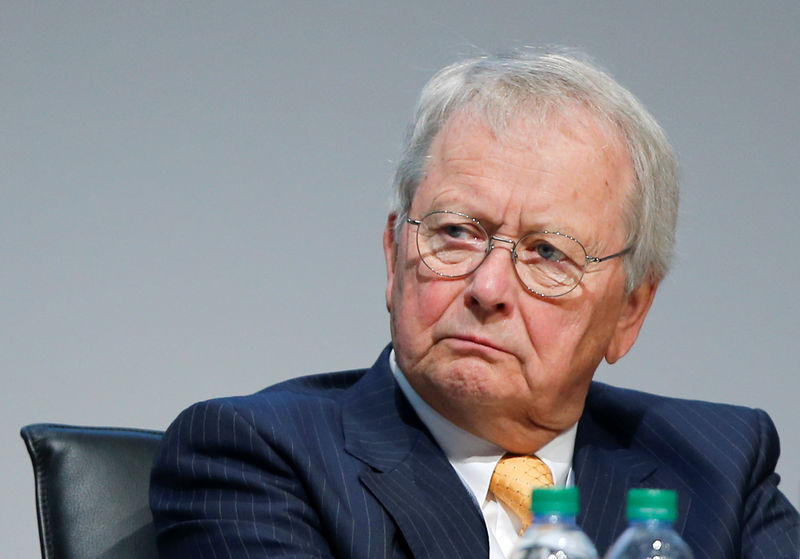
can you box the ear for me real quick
[605,278,658,364]
[383,213,398,312]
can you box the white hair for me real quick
[391,49,679,291]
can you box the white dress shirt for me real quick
[389,350,577,559]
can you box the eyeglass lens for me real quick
[415,211,587,297]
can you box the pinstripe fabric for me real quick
[575,382,799,558]
[150,346,488,558]
[150,346,799,558]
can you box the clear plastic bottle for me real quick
[603,489,693,559]
[510,486,599,559]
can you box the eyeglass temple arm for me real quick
[587,246,633,264]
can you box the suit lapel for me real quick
[342,347,489,559]
[575,383,692,554]
[574,433,659,552]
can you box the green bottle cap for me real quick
[626,489,678,522]
[531,486,580,515]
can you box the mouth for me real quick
[443,334,509,355]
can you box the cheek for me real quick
[519,308,595,410]
[518,296,616,380]
[519,302,584,351]
[392,266,462,340]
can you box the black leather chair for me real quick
[21,423,164,559]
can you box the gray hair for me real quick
[391,49,679,291]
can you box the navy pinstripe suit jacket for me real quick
[150,346,799,558]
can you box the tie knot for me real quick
[489,454,554,532]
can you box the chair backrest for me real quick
[21,423,164,559]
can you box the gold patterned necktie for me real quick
[489,454,554,532]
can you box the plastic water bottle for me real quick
[604,489,693,559]
[510,486,599,559]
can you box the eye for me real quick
[534,242,566,262]
[442,223,479,241]
[516,233,583,268]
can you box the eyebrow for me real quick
[429,207,569,237]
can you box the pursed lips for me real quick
[441,333,511,355]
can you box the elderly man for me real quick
[150,50,799,558]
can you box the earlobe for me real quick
[605,279,658,364]
[383,214,398,312]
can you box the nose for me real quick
[464,241,516,313]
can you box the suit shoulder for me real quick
[167,368,368,431]
[587,381,768,420]
[584,382,779,466]
[257,368,368,400]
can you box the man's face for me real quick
[384,108,656,453]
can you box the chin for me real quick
[425,357,509,398]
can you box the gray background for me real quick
[3,2,798,556]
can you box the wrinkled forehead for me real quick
[462,97,630,163]
[417,102,636,211]
[426,102,633,182]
